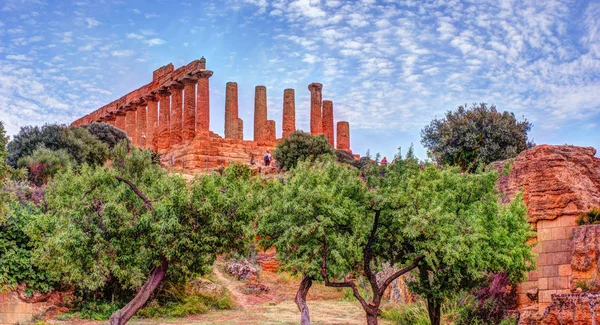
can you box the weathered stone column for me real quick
[144,94,158,150]
[308,82,323,135]
[225,82,241,139]
[115,110,126,131]
[322,100,334,147]
[282,88,295,138]
[195,70,213,136]
[181,76,198,141]
[125,104,137,145]
[168,81,184,146]
[336,121,350,152]
[266,120,276,142]
[156,88,171,151]
[254,85,267,142]
[136,100,147,148]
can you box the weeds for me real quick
[577,207,600,226]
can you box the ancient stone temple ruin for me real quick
[70,57,352,171]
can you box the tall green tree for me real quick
[272,130,333,170]
[83,122,130,149]
[258,159,424,325]
[421,103,533,172]
[25,144,256,325]
[399,165,535,325]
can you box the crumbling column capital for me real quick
[166,81,184,91]
[193,70,214,79]
[157,87,171,98]
[143,94,157,102]
[308,82,323,91]
[180,76,198,85]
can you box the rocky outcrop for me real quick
[225,260,258,281]
[541,293,600,324]
[495,145,600,224]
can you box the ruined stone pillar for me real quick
[181,77,198,141]
[266,120,276,142]
[144,94,158,150]
[168,81,184,146]
[237,118,244,140]
[125,105,137,145]
[282,88,295,138]
[225,82,241,139]
[115,111,126,131]
[156,88,171,151]
[254,85,267,142]
[336,121,350,152]
[308,82,323,135]
[322,100,334,147]
[136,100,147,148]
[195,70,213,135]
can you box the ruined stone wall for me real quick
[494,145,600,322]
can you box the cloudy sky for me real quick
[0,0,598,159]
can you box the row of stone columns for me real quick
[308,82,350,151]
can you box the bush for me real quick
[577,207,600,226]
[456,273,518,325]
[381,302,430,325]
[83,123,129,149]
[335,149,355,166]
[272,130,333,170]
[17,148,74,186]
[6,124,109,167]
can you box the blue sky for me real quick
[0,0,598,159]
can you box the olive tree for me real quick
[421,103,533,172]
[272,130,333,170]
[25,144,256,324]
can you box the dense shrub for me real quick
[7,124,109,167]
[83,122,129,149]
[335,149,355,166]
[421,103,534,172]
[577,207,600,226]
[456,273,518,325]
[272,130,333,170]
[17,148,74,186]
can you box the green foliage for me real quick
[6,124,109,168]
[136,282,234,318]
[272,130,333,170]
[24,144,256,307]
[57,300,123,321]
[257,159,365,279]
[401,166,534,324]
[17,148,74,186]
[83,122,129,149]
[577,207,600,226]
[335,149,356,166]
[0,202,57,293]
[1,121,11,216]
[421,103,533,172]
[380,302,433,325]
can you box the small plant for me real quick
[577,207,600,226]
[380,301,430,325]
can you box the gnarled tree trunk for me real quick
[109,257,168,325]
[427,298,441,325]
[294,274,313,325]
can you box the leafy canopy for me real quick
[83,122,130,149]
[17,148,74,186]
[272,130,333,170]
[421,103,533,172]
[7,123,109,167]
[25,144,256,294]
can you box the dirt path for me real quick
[212,264,252,310]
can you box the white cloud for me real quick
[143,38,166,46]
[127,33,144,40]
[302,53,320,64]
[111,50,134,57]
[85,17,100,28]
[6,54,31,61]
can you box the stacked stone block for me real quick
[336,121,350,152]
[308,82,323,135]
[282,88,295,137]
[322,100,334,147]
[168,81,184,146]
[181,77,198,141]
[225,82,243,140]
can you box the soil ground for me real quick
[46,261,393,325]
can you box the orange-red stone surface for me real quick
[156,89,171,151]
[145,95,158,150]
[266,120,276,142]
[125,108,136,145]
[282,88,295,138]
[195,70,212,135]
[322,100,334,147]
[336,121,350,151]
[115,113,126,132]
[492,145,600,322]
[136,103,147,147]
[308,82,323,135]
[169,82,184,146]
[541,293,600,325]
[254,85,267,143]
[182,77,197,141]
[225,82,241,140]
